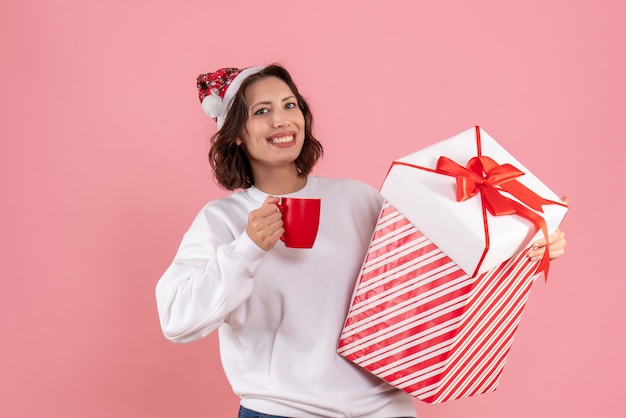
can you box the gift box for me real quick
[338,126,568,403]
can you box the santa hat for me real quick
[196,66,264,129]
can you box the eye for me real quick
[285,102,297,109]
[253,108,269,116]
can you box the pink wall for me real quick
[1,0,623,417]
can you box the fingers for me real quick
[548,229,566,259]
[246,196,284,251]
[527,229,566,261]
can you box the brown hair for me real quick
[208,65,323,190]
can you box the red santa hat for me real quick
[196,66,264,129]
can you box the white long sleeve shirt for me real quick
[156,176,416,417]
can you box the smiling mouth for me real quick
[267,134,295,144]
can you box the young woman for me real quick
[155,64,566,418]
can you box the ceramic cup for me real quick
[277,197,321,249]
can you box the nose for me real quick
[272,109,291,128]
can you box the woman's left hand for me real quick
[527,229,566,261]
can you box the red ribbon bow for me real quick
[436,155,554,216]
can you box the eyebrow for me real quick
[250,95,296,109]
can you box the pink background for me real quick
[1,0,623,417]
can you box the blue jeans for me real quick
[238,406,289,418]
[237,405,414,418]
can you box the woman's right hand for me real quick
[246,196,284,251]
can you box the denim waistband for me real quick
[237,405,415,418]
[238,405,289,418]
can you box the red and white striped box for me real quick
[338,127,568,402]
[338,202,541,403]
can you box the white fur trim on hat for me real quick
[216,66,265,129]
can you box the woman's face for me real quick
[236,76,305,175]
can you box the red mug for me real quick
[277,197,321,249]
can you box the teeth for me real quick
[269,135,293,144]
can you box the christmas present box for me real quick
[337,126,568,403]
